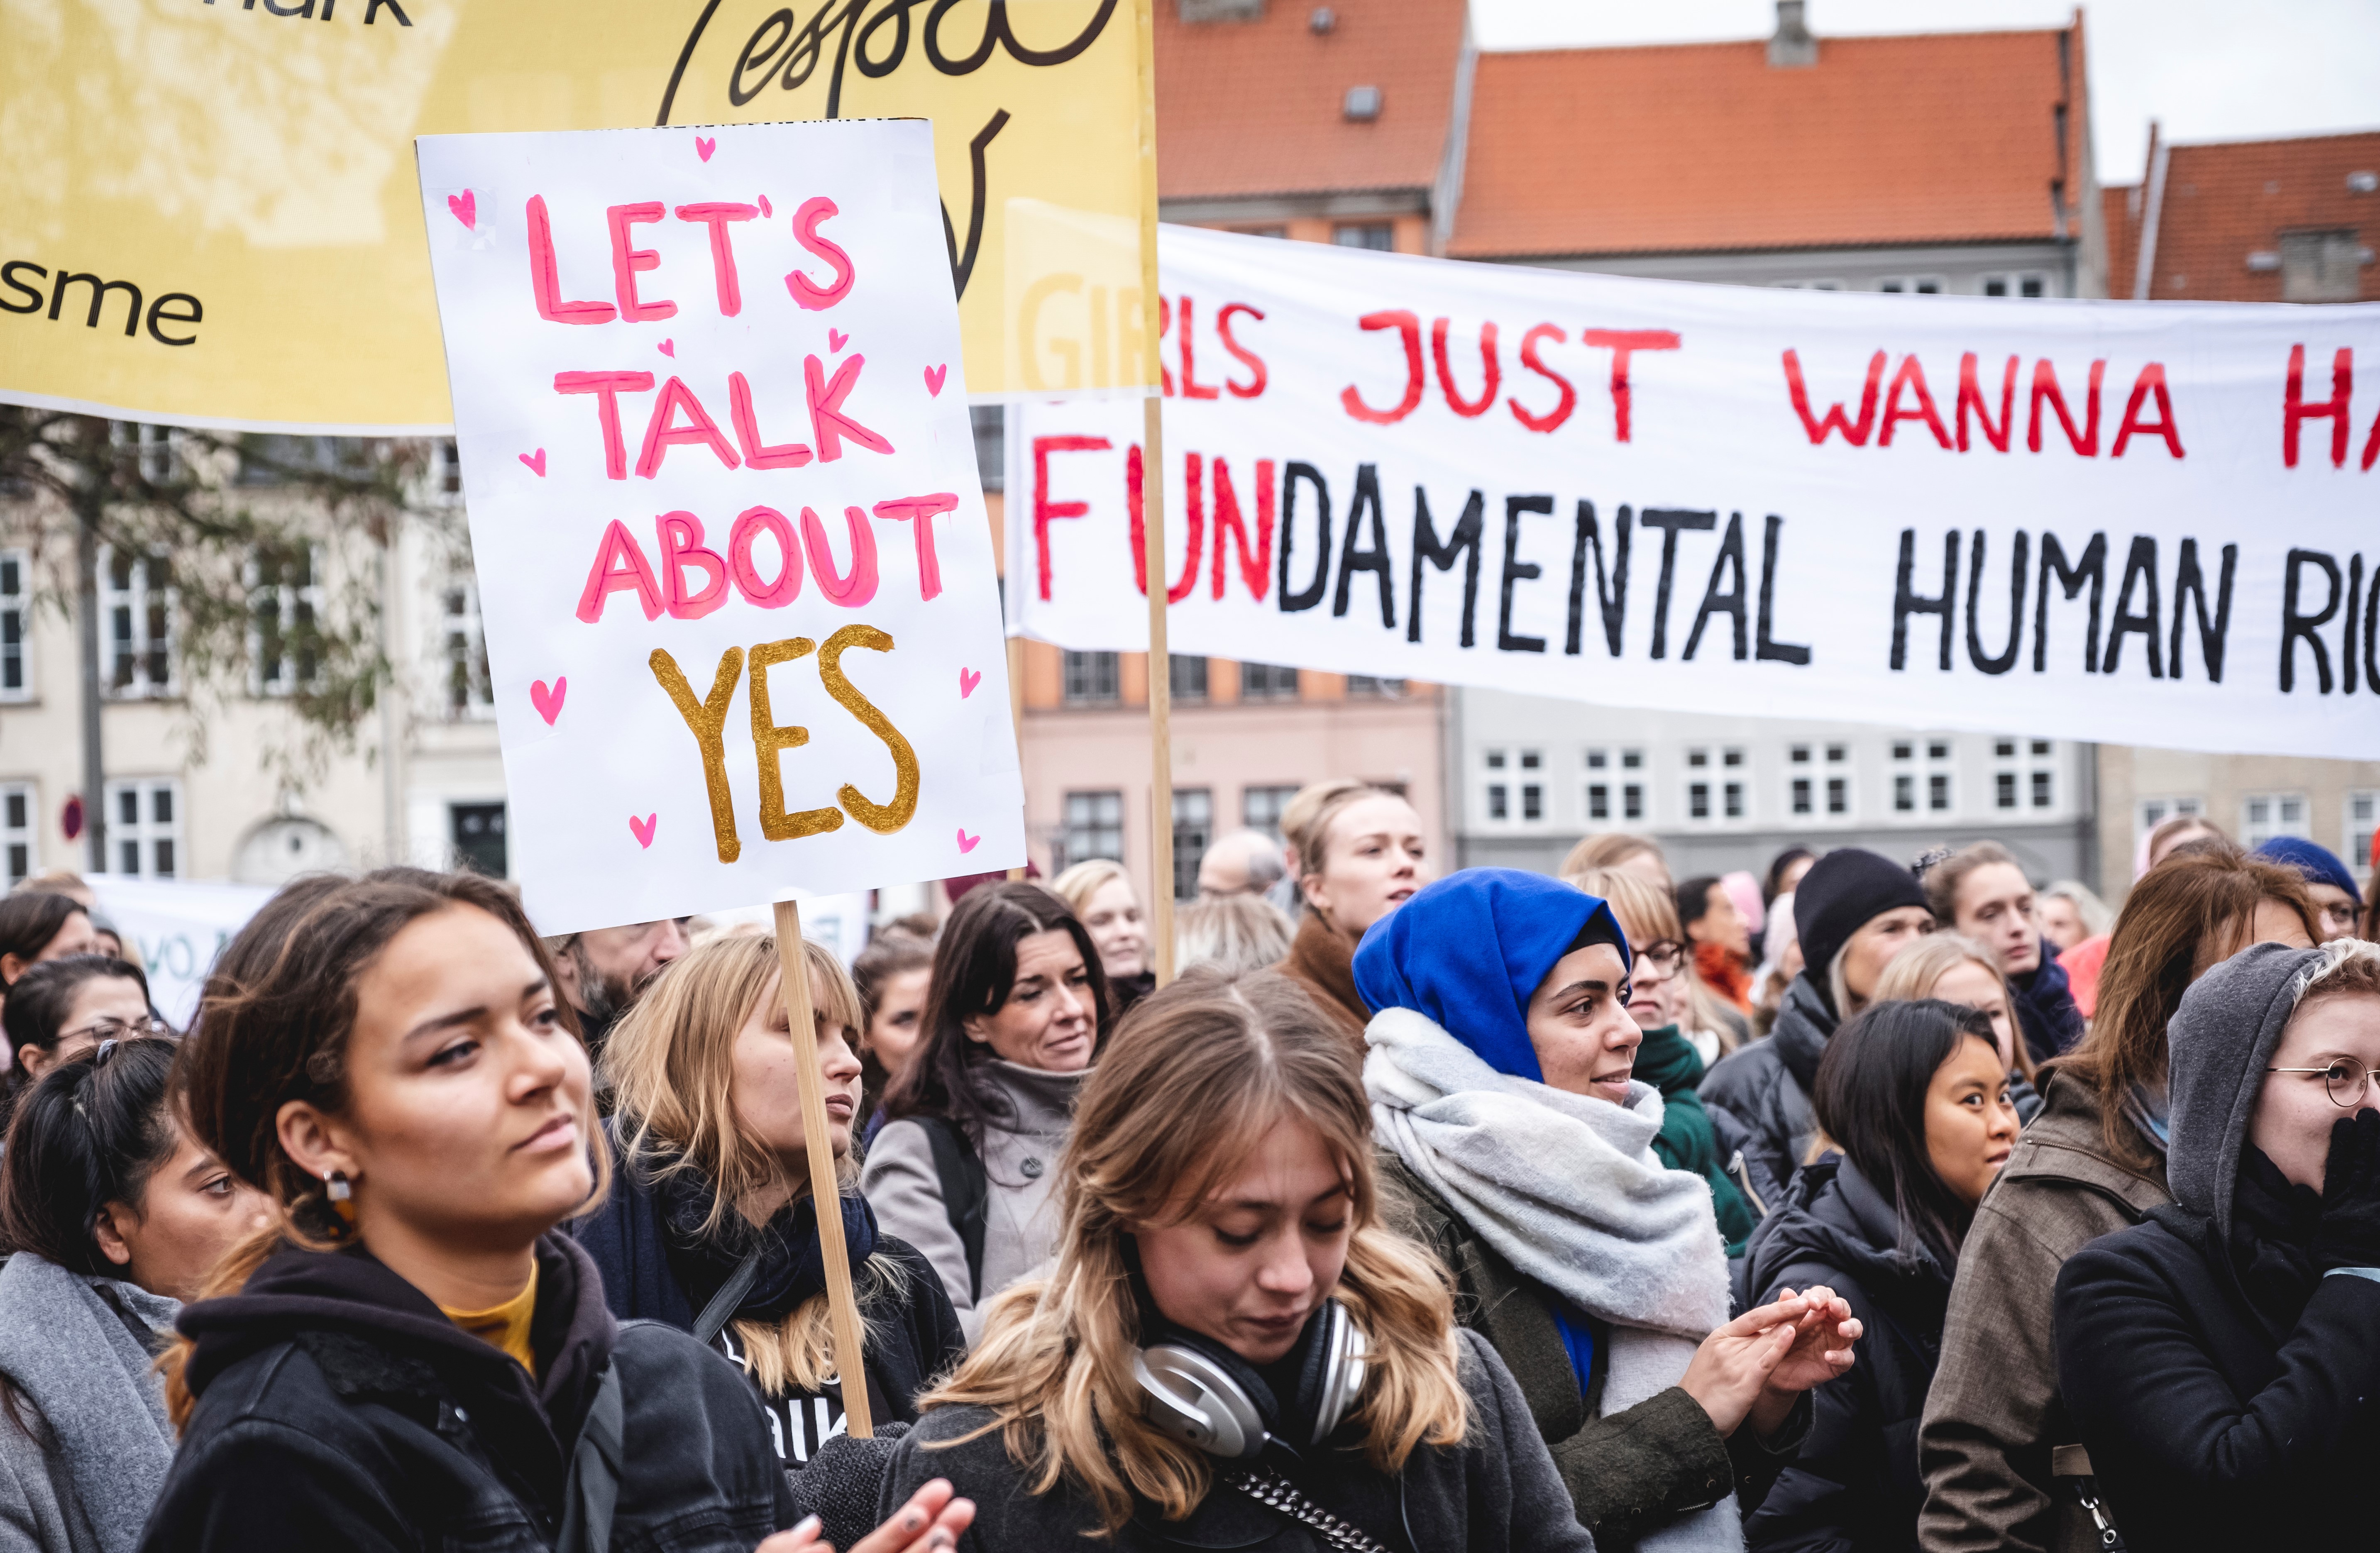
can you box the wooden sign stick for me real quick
[771,898,873,1437]
[1134,0,1175,985]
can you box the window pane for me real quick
[2032,771,2053,808]
[1724,782,1744,818]
[1997,772,2017,808]
[1487,785,1508,820]
[1929,774,1950,811]
[153,839,175,878]
[1689,783,1709,819]
[1895,774,1914,812]
[151,786,173,823]
[1624,784,1643,820]
[1588,784,1609,820]
[1792,779,1812,815]
[1827,778,1848,815]
[1522,785,1542,821]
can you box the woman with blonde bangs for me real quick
[1872,932,2044,1123]
[884,972,1594,1551]
[576,933,965,1480]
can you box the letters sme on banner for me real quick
[2,1,1146,432]
[418,120,1021,934]
[1010,225,2380,762]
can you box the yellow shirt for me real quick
[440,1262,539,1378]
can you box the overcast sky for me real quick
[1473,0,2380,184]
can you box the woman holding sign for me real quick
[576,934,965,1472]
[884,972,1597,1551]
[139,869,971,1553]
[864,882,1112,1343]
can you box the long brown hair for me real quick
[161,868,605,1426]
[884,882,1112,1145]
[604,933,904,1397]
[2054,850,2317,1171]
[920,972,1468,1534]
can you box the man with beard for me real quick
[546,920,689,1101]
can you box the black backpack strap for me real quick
[921,1117,988,1302]
[692,1243,766,1348]
[556,1360,624,1553]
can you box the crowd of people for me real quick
[0,794,2372,1550]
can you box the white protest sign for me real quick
[88,877,275,1030]
[1012,225,2380,761]
[418,120,1021,935]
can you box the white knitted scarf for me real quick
[1365,1006,1741,1553]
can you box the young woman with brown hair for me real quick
[1276,779,1427,1042]
[852,930,936,1140]
[1921,842,2085,1063]
[575,934,964,1480]
[882,970,1596,1550]
[1917,850,2319,1553]
[863,882,1112,1343]
[141,868,969,1553]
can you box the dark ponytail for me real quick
[0,1036,180,1277]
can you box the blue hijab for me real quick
[1353,867,1632,1084]
[1354,868,1633,1395]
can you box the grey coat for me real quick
[0,1255,179,1553]
[861,1059,1089,1344]
[1701,975,1833,1201]
[880,1328,1596,1551]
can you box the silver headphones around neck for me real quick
[1131,1299,1369,1460]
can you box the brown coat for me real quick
[1916,1069,2170,1553]
[1279,910,1370,1045]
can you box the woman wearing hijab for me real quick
[1359,869,1861,1551]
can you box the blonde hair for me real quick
[919,972,1468,1534]
[604,933,904,1397]
[1568,868,1680,946]
[1052,858,1132,918]
[1561,832,1667,885]
[1279,779,1401,882]
[1873,932,2037,1083]
[1175,894,1294,977]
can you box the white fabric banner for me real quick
[419,120,1021,935]
[1009,226,2380,760]
[87,878,276,1030]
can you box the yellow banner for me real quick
[0,0,1151,430]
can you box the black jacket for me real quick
[1702,974,1834,1205]
[877,1327,1594,1552]
[1745,1157,1952,1553]
[2054,1199,2380,1551]
[140,1234,794,1553]
[1376,1152,1804,1548]
[569,1141,966,1436]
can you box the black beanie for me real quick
[1793,848,1932,996]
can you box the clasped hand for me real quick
[1677,1287,1862,1439]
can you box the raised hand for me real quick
[757,1477,976,1553]
[1761,1284,1862,1394]
[1679,1292,1821,1436]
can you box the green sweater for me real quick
[1635,1024,1761,1254]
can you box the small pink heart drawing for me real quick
[757,194,772,217]
[695,136,716,162]
[530,677,567,725]
[959,667,982,698]
[630,814,658,848]
[447,190,476,230]
[518,449,546,476]
[657,338,675,357]
[956,828,980,855]
[923,364,948,397]
[828,328,848,352]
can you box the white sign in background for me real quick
[419,121,1021,935]
[1012,226,2380,761]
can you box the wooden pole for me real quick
[1006,632,1026,884]
[1133,0,1175,985]
[770,899,873,1437]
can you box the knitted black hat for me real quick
[1793,848,1932,1000]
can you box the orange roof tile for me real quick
[2103,182,2141,300]
[2137,130,2380,302]
[1154,0,1468,201]
[1449,26,2085,259]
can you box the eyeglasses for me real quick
[1633,940,1685,976]
[2268,1057,2380,1109]
[61,1015,172,1045]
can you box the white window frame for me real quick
[434,437,464,503]
[1876,275,1945,295]
[1482,747,1510,825]
[100,545,176,698]
[0,548,29,703]
[1982,271,2050,299]
[110,421,177,483]
[249,543,325,698]
[2347,791,2378,879]
[440,576,495,721]
[2241,791,2310,850]
[103,777,183,879]
[2136,795,2205,850]
[1,782,34,887]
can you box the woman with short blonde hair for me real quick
[882,972,1592,1550]
[1051,859,1151,1014]
[578,933,966,1480]
[1873,932,2042,1122]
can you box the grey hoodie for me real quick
[0,1253,179,1553]
[2163,939,2333,1244]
